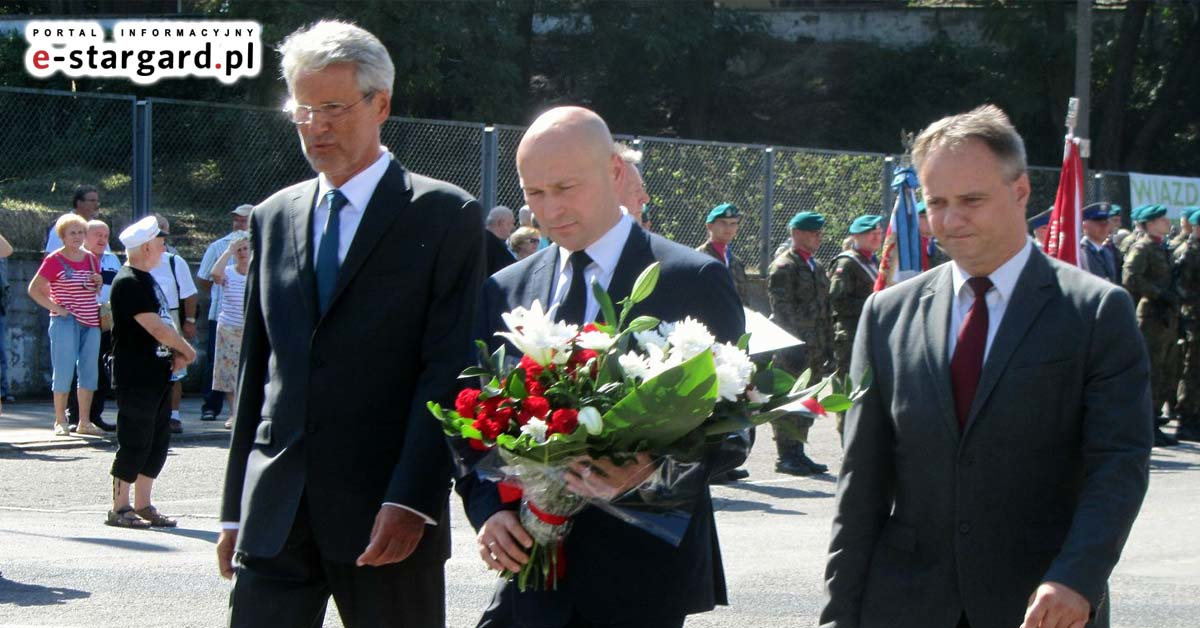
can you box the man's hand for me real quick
[178,342,197,364]
[1019,581,1090,628]
[181,320,196,339]
[477,510,532,572]
[216,528,238,580]
[564,453,655,500]
[172,353,189,372]
[355,507,426,567]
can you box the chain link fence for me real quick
[0,86,1148,272]
[0,87,136,250]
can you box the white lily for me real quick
[496,300,578,366]
[578,406,604,435]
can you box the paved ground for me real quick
[0,397,1197,627]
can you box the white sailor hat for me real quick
[119,215,166,249]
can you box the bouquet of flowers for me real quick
[429,263,866,590]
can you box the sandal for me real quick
[106,507,151,529]
[133,505,177,527]
[53,423,70,436]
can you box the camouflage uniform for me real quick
[1173,236,1200,435]
[1117,227,1144,257]
[829,251,879,376]
[1123,234,1180,419]
[697,240,749,305]
[767,248,834,472]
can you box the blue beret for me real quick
[705,203,739,224]
[1027,209,1051,229]
[1133,204,1167,223]
[788,211,825,231]
[848,214,883,234]
[1081,202,1110,222]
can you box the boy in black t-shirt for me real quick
[106,216,196,529]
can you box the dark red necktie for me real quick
[950,276,993,429]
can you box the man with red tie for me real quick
[821,105,1152,628]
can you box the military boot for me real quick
[775,441,815,476]
[793,443,828,474]
[1176,417,1200,442]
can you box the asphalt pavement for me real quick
[0,397,1197,627]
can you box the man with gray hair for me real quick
[616,142,650,226]
[822,105,1151,628]
[485,205,516,276]
[217,21,484,627]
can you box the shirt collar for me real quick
[556,214,634,277]
[950,240,1033,304]
[316,147,391,211]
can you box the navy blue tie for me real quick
[556,250,593,325]
[316,189,348,315]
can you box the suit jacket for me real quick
[460,222,746,624]
[697,239,750,304]
[486,231,516,277]
[220,159,485,565]
[1081,238,1121,284]
[821,246,1152,628]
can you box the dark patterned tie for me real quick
[556,250,593,325]
[950,276,993,429]
[316,189,348,315]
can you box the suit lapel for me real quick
[605,225,655,310]
[963,249,1056,437]
[919,265,962,440]
[324,160,413,316]
[526,245,558,309]
[289,180,320,320]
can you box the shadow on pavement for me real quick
[0,575,91,606]
[63,535,175,552]
[726,482,834,500]
[157,526,220,544]
[0,449,87,462]
[711,496,807,515]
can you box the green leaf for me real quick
[507,369,527,398]
[629,262,661,304]
[818,393,853,413]
[594,280,618,326]
[736,332,752,353]
[603,349,719,450]
[459,366,490,378]
[490,343,507,376]
[625,315,661,333]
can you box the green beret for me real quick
[1133,204,1167,223]
[788,211,825,231]
[848,214,883,234]
[705,203,739,224]
[1187,208,1200,227]
[1182,206,1200,223]
[916,201,927,214]
[1109,204,1123,216]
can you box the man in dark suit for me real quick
[216,21,484,628]
[459,106,745,628]
[486,205,517,276]
[821,105,1152,628]
[1080,203,1120,284]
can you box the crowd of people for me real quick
[0,17,1180,628]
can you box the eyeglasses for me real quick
[283,91,374,125]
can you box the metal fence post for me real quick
[761,146,774,274]
[881,155,895,215]
[480,125,498,211]
[1093,172,1104,201]
[133,99,153,219]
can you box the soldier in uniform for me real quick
[1123,204,1181,447]
[1028,208,1051,250]
[917,201,951,270]
[766,211,834,475]
[696,202,749,304]
[829,214,882,376]
[1117,204,1144,257]
[1080,203,1121,283]
[1172,209,1200,442]
[1170,208,1196,251]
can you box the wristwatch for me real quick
[184,317,197,323]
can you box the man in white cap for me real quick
[105,215,196,529]
[195,204,252,422]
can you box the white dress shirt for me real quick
[948,240,1033,361]
[311,147,392,264]
[549,214,634,322]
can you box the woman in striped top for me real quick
[209,232,249,429]
[27,214,106,437]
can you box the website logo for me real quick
[25,20,262,85]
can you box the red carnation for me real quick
[468,438,489,451]
[518,396,551,425]
[548,408,579,435]
[472,416,505,440]
[519,355,544,381]
[582,323,600,333]
[526,379,546,397]
[455,388,482,418]
[569,348,598,367]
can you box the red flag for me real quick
[1045,135,1083,266]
